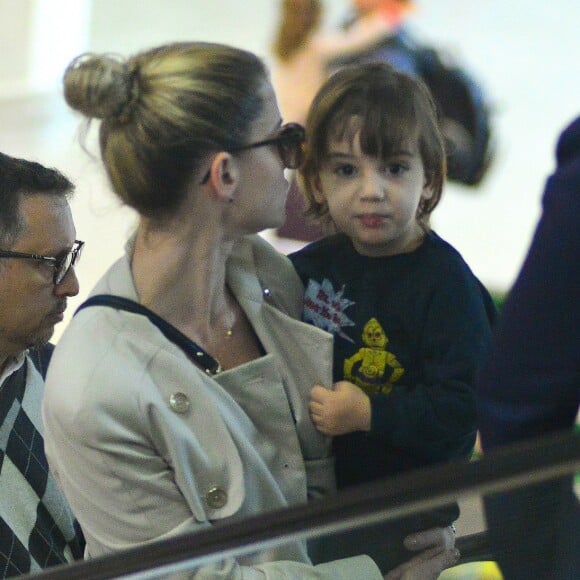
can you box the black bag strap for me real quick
[76,294,222,375]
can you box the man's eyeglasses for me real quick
[201,123,306,184]
[0,240,84,285]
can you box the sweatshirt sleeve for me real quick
[370,261,492,461]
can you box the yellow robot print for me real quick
[343,317,404,395]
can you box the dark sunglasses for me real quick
[0,239,84,285]
[201,123,306,184]
[230,122,306,169]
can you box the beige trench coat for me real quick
[43,235,381,579]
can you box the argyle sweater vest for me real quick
[0,353,83,577]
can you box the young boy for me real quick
[289,62,495,571]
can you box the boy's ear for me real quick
[422,177,435,200]
[205,152,239,202]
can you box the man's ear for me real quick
[205,152,239,202]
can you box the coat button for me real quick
[206,486,228,509]
[169,392,190,414]
[263,287,271,297]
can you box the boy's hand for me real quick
[309,381,371,435]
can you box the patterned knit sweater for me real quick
[0,352,83,577]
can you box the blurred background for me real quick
[1,0,579,341]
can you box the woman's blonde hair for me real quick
[64,42,268,218]
[273,0,322,61]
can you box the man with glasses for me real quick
[0,151,84,575]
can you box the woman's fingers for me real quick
[404,525,455,552]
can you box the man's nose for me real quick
[54,267,80,297]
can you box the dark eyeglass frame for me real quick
[0,239,84,285]
[201,123,306,184]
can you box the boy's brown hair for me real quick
[299,62,446,226]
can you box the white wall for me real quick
[0,0,34,98]
[0,0,578,341]
[0,0,90,98]
[88,0,277,59]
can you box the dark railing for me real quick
[28,429,579,579]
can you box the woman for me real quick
[43,42,458,578]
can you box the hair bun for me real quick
[63,53,139,122]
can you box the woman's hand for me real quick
[384,526,459,580]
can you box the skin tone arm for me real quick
[310,381,371,435]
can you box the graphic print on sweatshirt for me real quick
[304,279,405,395]
[303,278,355,341]
[344,317,405,395]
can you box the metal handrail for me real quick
[29,429,579,579]
[456,532,493,564]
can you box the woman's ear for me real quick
[205,152,239,203]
